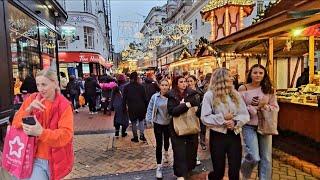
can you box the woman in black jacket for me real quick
[167,75,201,180]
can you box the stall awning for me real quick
[58,52,112,68]
[212,0,320,49]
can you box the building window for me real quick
[84,26,94,49]
[257,0,264,15]
[62,0,66,9]
[195,19,198,30]
[83,0,92,13]
[58,40,68,49]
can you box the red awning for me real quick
[303,24,320,36]
[58,52,112,68]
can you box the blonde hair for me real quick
[208,68,240,107]
[36,69,60,92]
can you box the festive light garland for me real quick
[201,0,254,13]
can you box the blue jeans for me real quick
[131,118,145,137]
[11,158,49,180]
[241,125,272,180]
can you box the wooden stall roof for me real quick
[212,0,320,56]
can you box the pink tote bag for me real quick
[1,126,36,179]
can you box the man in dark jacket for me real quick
[84,76,101,114]
[143,72,160,104]
[66,75,81,113]
[123,72,148,142]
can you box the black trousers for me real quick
[70,94,79,110]
[171,132,198,177]
[88,96,97,112]
[208,130,242,180]
[114,122,128,134]
[200,120,206,144]
[153,123,170,164]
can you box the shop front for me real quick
[58,51,112,78]
[0,0,67,145]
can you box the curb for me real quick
[273,148,320,178]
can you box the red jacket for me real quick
[45,94,74,180]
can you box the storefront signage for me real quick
[58,52,112,68]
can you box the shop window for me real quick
[84,26,94,49]
[195,19,198,30]
[8,4,41,85]
[8,3,41,107]
[83,0,92,13]
[257,0,264,15]
[39,26,58,70]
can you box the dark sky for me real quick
[110,0,167,52]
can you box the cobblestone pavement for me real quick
[68,109,319,180]
[66,129,318,180]
[74,107,115,134]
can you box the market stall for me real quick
[210,0,320,142]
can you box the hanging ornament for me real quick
[177,24,192,35]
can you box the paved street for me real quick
[67,108,319,180]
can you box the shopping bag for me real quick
[173,107,200,136]
[2,126,36,179]
[79,95,85,106]
[257,109,279,135]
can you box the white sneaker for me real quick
[75,109,79,113]
[93,111,98,114]
[89,112,93,115]
[177,177,185,180]
[196,156,201,165]
[163,151,169,163]
[156,165,162,178]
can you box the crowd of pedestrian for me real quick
[6,63,279,180]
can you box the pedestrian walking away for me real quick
[109,74,129,137]
[66,75,81,113]
[238,64,279,180]
[146,79,171,179]
[123,72,148,142]
[201,68,250,180]
[167,75,200,180]
[84,75,101,114]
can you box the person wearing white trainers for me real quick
[145,79,171,178]
[201,68,250,180]
[167,76,200,180]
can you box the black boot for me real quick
[139,135,147,142]
[131,136,139,143]
[115,130,119,137]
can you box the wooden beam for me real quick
[274,57,277,89]
[309,35,315,83]
[287,57,291,88]
[210,11,215,41]
[239,7,244,30]
[258,56,261,65]
[268,38,274,84]
[291,57,301,88]
[246,57,249,74]
[225,7,230,36]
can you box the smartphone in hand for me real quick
[251,96,259,106]
[22,116,36,125]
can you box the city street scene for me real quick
[0,0,319,180]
